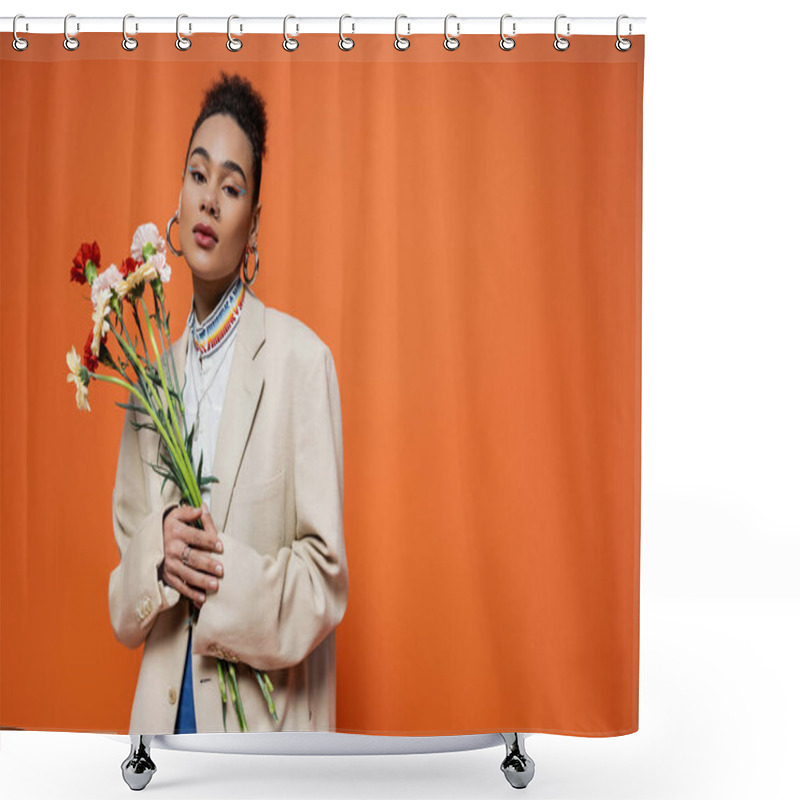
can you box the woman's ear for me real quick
[250,201,262,241]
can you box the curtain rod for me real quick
[2,16,646,37]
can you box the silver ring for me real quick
[122,14,138,51]
[176,14,191,51]
[615,15,632,52]
[554,14,571,51]
[443,13,460,51]
[64,13,80,51]
[499,14,516,51]
[394,15,410,51]
[283,15,299,52]
[13,14,29,51]
[339,14,355,51]
[227,15,243,52]
[182,544,192,567]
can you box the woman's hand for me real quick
[161,502,225,610]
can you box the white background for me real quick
[2,1,798,798]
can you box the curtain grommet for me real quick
[227,15,243,52]
[394,15,411,51]
[554,14,570,51]
[283,15,299,52]
[443,14,460,51]
[499,14,516,51]
[12,14,29,51]
[339,14,355,51]
[176,14,192,51]
[64,13,80,51]
[122,14,138,51]
[615,15,632,51]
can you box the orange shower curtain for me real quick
[0,31,643,736]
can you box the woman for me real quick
[108,72,348,734]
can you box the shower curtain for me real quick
[0,30,644,737]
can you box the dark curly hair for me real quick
[184,71,268,209]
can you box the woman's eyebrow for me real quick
[189,146,248,186]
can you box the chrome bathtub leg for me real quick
[121,734,157,790]
[499,733,535,789]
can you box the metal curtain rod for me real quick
[1,15,647,37]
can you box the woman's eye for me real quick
[189,169,241,197]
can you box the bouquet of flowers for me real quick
[65,222,277,731]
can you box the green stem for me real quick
[155,288,185,416]
[253,669,279,722]
[140,295,197,505]
[152,291,178,413]
[128,303,179,451]
[108,324,179,472]
[109,314,199,507]
[88,370,193,501]
[226,662,248,732]
[217,659,229,732]
[108,324,164,425]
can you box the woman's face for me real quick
[178,113,260,283]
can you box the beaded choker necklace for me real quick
[188,275,245,358]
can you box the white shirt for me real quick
[182,280,244,513]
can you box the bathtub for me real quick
[107,731,535,790]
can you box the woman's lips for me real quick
[193,230,217,249]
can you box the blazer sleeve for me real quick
[108,390,183,649]
[192,344,349,671]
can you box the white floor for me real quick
[2,598,797,799]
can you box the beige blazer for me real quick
[108,284,348,734]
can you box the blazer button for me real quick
[168,687,178,704]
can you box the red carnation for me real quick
[71,241,102,284]
[82,330,99,373]
[120,256,140,277]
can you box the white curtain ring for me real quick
[64,13,80,51]
[443,13,460,51]
[615,15,632,51]
[12,14,29,51]
[499,14,516,51]
[394,15,411,51]
[339,14,355,51]
[554,14,571,51]
[176,13,192,51]
[283,15,299,52]
[122,14,138,51]
[227,15,243,52]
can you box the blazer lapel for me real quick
[208,284,266,530]
[153,284,265,531]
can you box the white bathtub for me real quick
[105,731,526,755]
[106,731,536,789]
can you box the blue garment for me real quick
[174,624,197,733]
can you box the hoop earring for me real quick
[166,212,183,257]
[242,244,259,286]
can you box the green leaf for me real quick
[115,400,148,416]
[186,421,196,454]
[218,660,229,733]
[129,420,159,434]
[144,461,171,478]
